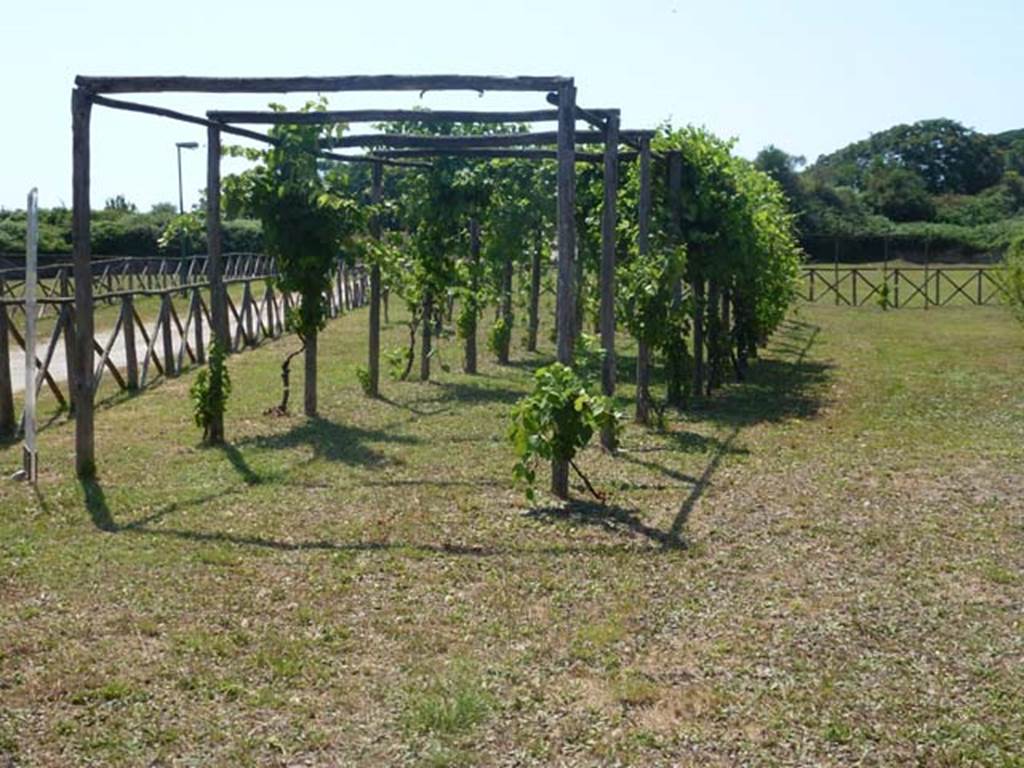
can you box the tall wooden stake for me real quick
[206,124,227,442]
[527,226,542,352]
[464,219,480,374]
[368,160,382,396]
[72,87,95,476]
[635,135,652,425]
[552,80,577,498]
[599,112,619,451]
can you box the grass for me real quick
[1,298,1023,766]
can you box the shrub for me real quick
[508,362,620,503]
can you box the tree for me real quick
[104,195,137,213]
[223,101,365,416]
[809,118,1003,195]
[864,165,936,222]
[754,145,806,208]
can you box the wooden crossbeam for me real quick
[209,108,561,124]
[91,94,427,168]
[76,74,571,94]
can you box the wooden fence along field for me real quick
[801,266,1004,308]
[0,253,368,438]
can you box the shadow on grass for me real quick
[218,443,263,485]
[239,416,419,467]
[527,500,686,549]
[82,477,115,532]
[696,323,832,429]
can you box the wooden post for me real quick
[635,134,652,425]
[192,288,205,364]
[122,295,139,390]
[61,274,76,416]
[368,161,382,397]
[161,294,175,376]
[498,247,513,364]
[599,112,619,451]
[527,226,542,353]
[464,219,480,374]
[420,291,433,382]
[206,124,227,443]
[72,87,95,476]
[304,328,317,416]
[924,238,930,311]
[833,237,840,306]
[0,305,13,437]
[552,80,577,498]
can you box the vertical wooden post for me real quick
[192,288,205,365]
[122,295,139,391]
[420,291,433,382]
[206,124,227,443]
[61,274,76,415]
[161,294,175,376]
[599,112,619,451]
[498,249,513,364]
[368,161,382,397]
[924,238,930,311]
[635,135,652,425]
[304,329,318,416]
[464,219,480,374]
[552,80,577,498]
[72,87,95,476]
[0,305,13,437]
[833,237,840,306]
[527,227,542,353]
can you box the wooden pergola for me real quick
[70,74,654,496]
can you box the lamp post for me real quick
[176,141,199,259]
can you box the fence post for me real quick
[161,294,175,377]
[833,238,840,306]
[0,304,14,437]
[122,295,139,390]
[193,288,205,364]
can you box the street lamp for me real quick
[176,141,199,258]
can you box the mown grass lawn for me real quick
[1,300,1022,766]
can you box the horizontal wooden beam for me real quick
[208,108,562,124]
[373,148,638,163]
[76,74,570,94]
[90,94,427,168]
[324,130,653,150]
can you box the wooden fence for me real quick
[801,266,1004,308]
[0,254,368,436]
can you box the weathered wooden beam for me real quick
[91,95,426,168]
[76,74,571,94]
[326,129,652,150]
[368,161,382,398]
[206,125,227,443]
[373,148,626,162]
[210,108,561,124]
[635,135,653,425]
[0,305,13,437]
[552,81,577,499]
[599,113,619,451]
[71,87,95,477]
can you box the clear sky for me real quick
[2,0,1022,211]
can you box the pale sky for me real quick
[2,0,1022,211]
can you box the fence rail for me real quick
[0,257,368,437]
[800,266,1004,309]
